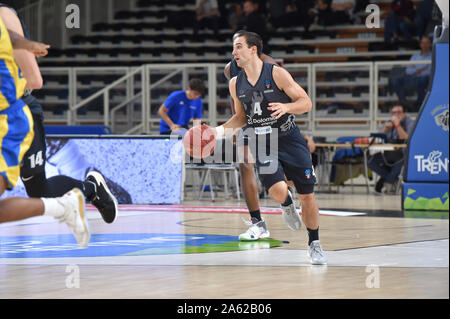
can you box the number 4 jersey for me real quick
[234,62,313,170]
[235,62,296,133]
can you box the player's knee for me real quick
[268,181,288,203]
[298,193,316,205]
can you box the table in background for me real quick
[314,143,407,193]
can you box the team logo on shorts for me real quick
[305,169,311,179]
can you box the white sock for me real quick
[41,198,66,218]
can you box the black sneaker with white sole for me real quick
[86,171,118,224]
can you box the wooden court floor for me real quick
[0,190,448,299]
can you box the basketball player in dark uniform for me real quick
[214,31,326,264]
[0,4,120,222]
[223,45,279,239]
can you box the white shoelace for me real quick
[310,242,324,257]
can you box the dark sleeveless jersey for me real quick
[235,62,296,132]
[0,3,43,118]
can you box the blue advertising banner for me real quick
[405,44,449,183]
[403,26,449,211]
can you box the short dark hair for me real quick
[189,78,205,96]
[421,35,432,42]
[233,30,263,57]
[392,104,405,112]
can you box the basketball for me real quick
[183,124,216,159]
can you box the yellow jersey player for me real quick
[0,16,90,247]
[0,4,119,223]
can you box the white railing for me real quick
[312,62,374,136]
[39,59,431,137]
[70,66,146,132]
[374,59,432,126]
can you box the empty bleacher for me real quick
[39,0,423,67]
[31,0,432,136]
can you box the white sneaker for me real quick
[308,240,327,265]
[56,188,90,248]
[280,189,302,231]
[239,218,270,241]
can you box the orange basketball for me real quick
[183,125,216,159]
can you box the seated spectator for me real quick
[416,0,435,38]
[316,0,330,26]
[331,0,356,22]
[193,0,220,39]
[158,78,205,136]
[252,0,268,15]
[228,3,246,32]
[242,0,269,51]
[316,0,355,26]
[267,0,294,29]
[368,104,415,194]
[295,0,317,33]
[267,0,316,32]
[391,35,432,112]
[351,0,371,24]
[384,0,417,44]
[353,0,370,14]
[423,2,442,38]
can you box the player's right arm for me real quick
[0,7,43,90]
[223,62,238,115]
[214,76,247,138]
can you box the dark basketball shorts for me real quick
[257,160,316,195]
[240,126,316,194]
[20,112,46,177]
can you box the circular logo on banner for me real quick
[0,233,283,258]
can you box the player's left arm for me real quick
[7,28,50,57]
[268,65,312,119]
[260,53,279,66]
[0,7,43,89]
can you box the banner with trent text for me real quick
[403,23,449,211]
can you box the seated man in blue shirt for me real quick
[391,36,432,112]
[158,78,205,135]
[368,104,415,194]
